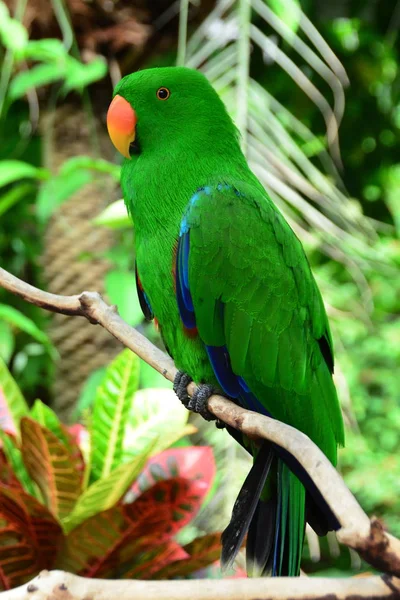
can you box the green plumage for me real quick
[114,66,344,576]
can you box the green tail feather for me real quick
[276,461,305,577]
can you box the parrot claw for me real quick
[173,371,192,405]
[173,371,224,427]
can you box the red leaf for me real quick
[20,418,82,520]
[0,487,62,590]
[124,540,187,579]
[58,477,202,579]
[130,446,215,500]
[62,424,86,481]
[0,448,23,490]
[151,532,222,579]
[58,503,188,579]
[127,476,207,538]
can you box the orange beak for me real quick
[107,95,137,159]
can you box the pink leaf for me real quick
[130,447,215,501]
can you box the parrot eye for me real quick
[156,87,170,100]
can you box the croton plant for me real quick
[0,349,223,590]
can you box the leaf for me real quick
[0,161,46,189]
[21,38,66,62]
[0,322,14,364]
[130,446,215,501]
[105,270,143,326]
[58,478,198,578]
[29,401,85,486]
[0,432,38,498]
[0,13,28,53]
[0,304,54,354]
[123,389,192,462]
[0,447,23,490]
[124,540,188,580]
[72,366,105,420]
[36,169,93,223]
[0,182,34,219]
[0,357,29,436]
[29,399,67,443]
[127,476,209,538]
[9,63,66,100]
[93,199,131,229]
[62,451,151,534]
[20,418,82,522]
[60,157,120,180]
[62,56,107,92]
[90,349,140,481]
[267,0,301,35]
[0,486,62,590]
[151,532,222,579]
[58,497,187,579]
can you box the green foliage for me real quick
[0,6,107,103]
[0,355,218,590]
[93,199,131,229]
[90,349,141,480]
[0,1,117,402]
[0,0,399,579]
[0,356,29,435]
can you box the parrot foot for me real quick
[173,371,224,427]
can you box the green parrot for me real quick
[107,66,344,577]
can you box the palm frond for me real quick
[181,0,387,270]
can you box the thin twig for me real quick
[1,265,400,578]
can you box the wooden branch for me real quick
[1,266,400,582]
[3,570,400,600]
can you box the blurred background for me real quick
[0,0,399,577]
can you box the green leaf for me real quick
[60,156,121,180]
[63,56,107,93]
[9,63,66,100]
[63,451,151,533]
[0,431,38,498]
[0,13,28,53]
[36,169,93,223]
[90,349,140,481]
[105,270,143,326]
[29,399,68,444]
[267,0,301,34]
[0,161,47,189]
[72,367,105,420]
[0,357,29,436]
[123,388,191,462]
[20,38,66,62]
[0,183,35,218]
[21,418,82,522]
[0,322,14,363]
[0,304,55,355]
[93,199,131,229]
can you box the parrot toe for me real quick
[173,371,223,426]
[190,383,216,421]
[173,370,192,406]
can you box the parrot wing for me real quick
[175,180,344,576]
[176,180,343,454]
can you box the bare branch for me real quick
[1,265,400,580]
[3,569,400,600]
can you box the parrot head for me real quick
[107,66,238,159]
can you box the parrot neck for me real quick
[121,138,252,240]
